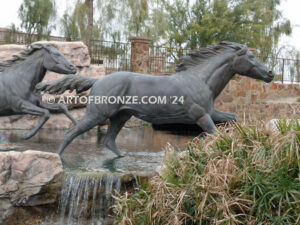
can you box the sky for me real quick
[0,0,300,51]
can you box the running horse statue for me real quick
[36,41,274,157]
[0,43,78,143]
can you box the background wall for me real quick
[215,76,300,121]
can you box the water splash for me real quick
[58,173,121,225]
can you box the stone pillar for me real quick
[249,48,257,54]
[129,36,152,73]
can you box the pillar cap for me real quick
[248,47,257,54]
[129,36,152,44]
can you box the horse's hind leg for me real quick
[57,115,103,155]
[39,101,77,126]
[100,112,131,157]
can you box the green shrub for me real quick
[115,120,300,225]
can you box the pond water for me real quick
[2,126,193,173]
[1,127,196,225]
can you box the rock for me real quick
[265,119,300,132]
[0,150,63,206]
[0,199,13,224]
[0,45,26,62]
[0,150,63,224]
[79,64,106,78]
[155,165,167,176]
[0,41,91,68]
[265,119,279,131]
[120,171,158,183]
[33,41,91,67]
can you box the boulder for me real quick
[265,119,300,132]
[0,150,63,223]
[0,41,90,68]
[0,150,63,205]
[35,41,91,67]
[0,45,26,62]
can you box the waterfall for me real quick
[58,173,121,225]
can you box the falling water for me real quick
[56,173,121,225]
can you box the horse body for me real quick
[36,41,274,157]
[0,52,45,116]
[89,72,213,124]
[0,43,78,141]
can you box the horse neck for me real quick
[204,56,235,99]
[19,51,47,89]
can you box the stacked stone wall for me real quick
[215,77,300,121]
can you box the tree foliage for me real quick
[60,0,120,42]
[18,0,56,42]
[58,0,292,59]
[61,11,79,41]
[161,0,291,57]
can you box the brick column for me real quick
[129,36,152,73]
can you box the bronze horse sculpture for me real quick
[36,41,274,157]
[0,43,77,143]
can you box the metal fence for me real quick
[260,56,300,83]
[0,28,66,44]
[149,45,300,83]
[149,45,190,74]
[1,28,300,82]
[90,40,131,74]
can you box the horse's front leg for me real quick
[39,101,77,126]
[211,109,239,123]
[188,104,217,134]
[17,101,50,139]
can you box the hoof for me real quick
[21,132,33,140]
[99,144,126,157]
[117,151,126,157]
[233,114,240,122]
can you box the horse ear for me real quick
[31,43,44,49]
[237,47,248,56]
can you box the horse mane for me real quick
[0,43,45,72]
[175,41,247,72]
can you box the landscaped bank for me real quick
[115,120,300,225]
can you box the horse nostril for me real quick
[269,71,274,76]
[69,65,76,71]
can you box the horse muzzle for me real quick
[265,71,274,83]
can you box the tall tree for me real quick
[85,0,94,49]
[61,0,121,41]
[161,0,291,58]
[127,0,149,36]
[60,11,80,41]
[73,0,92,45]
[18,0,56,43]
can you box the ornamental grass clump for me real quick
[115,120,300,225]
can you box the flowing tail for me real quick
[35,75,98,94]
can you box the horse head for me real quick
[231,43,274,83]
[33,43,77,74]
